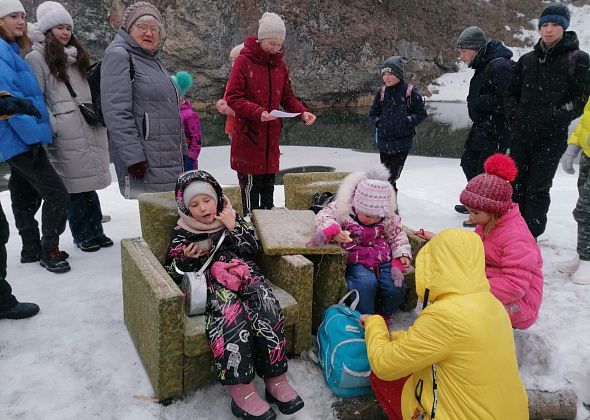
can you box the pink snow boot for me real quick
[227,383,276,420]
[264,373,304,415]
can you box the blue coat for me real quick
[368,81,428,154]
[0,38,52,161]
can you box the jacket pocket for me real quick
[143,113,150,141]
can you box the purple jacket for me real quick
[315,202,411,269]
[180,99,202,164]
[475,203,543,329]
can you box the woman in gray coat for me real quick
[101,1,184,199]
[25,1,113,252]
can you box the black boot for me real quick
[0,302,40,319]
[40,247,71,273]
[265,389,304,415]
[20,228,42,263]
[231,400,276,420]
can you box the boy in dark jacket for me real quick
[454,26,514,225]
[510,3,590,238]
[368,56,427,194]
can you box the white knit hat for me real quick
[183,181,218,208]
[258,12,286,41]
[36,1,73,34]
[0,0,26,19]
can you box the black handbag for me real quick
[64,80,105,127]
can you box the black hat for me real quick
[456,26,487,51]
[538,3,570,30]
[381,56,404,79]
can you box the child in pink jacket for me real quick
[172,71,201,171]
[309,166,412,317]
[418,154,543,329]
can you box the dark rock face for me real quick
[22,0,563,107]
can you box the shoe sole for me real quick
[230,400,276,420]
[265,390,304,415]
[78,245,101,252]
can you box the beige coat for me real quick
[25,48,110,194]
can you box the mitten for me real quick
[0,96,41,117]
[211,261,241,291]
[128,161,147,179]
[306,224,341,247]
[227,259,251,281]
[391,258,406,288]
[561,144,581,175]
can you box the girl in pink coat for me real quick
[418,154,543,329]
[172,71,201,171]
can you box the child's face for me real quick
[188,194,217,224]
[459,48,478,65]
[382,71,400,87]
[466,207,492,226]
[356,211,382,226]
[259,38,283,54]
[0,12,26,38]
[540,22,564,48]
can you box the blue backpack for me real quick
[317,290,372,398]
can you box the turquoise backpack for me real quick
[317,290,372,398]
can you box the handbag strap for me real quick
[63,80,78,99]
[338,289,360,311]
[173,231,227,275]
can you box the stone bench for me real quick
[121,189,313,401]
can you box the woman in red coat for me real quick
[226,12,316,216]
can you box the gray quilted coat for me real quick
[101,29,184,199]
[25,48,111,194]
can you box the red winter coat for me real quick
[226,35,308,175]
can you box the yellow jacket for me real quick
[568,97,590,157]
[365,229,528,420]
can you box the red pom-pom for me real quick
[483,153,518,182]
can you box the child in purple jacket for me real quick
[309,166,412,317]
[172,71,202,171]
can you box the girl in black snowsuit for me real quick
[164,170,303,420]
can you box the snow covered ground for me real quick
[3,4,590,419]
[1,146,589,419]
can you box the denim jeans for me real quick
[67,191,104,244]
[345,262,406,315]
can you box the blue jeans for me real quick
[345,262,406,315]
[67,191,104,244]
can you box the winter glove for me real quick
[306,224,341,247]
[562,144,581,175]
[391,259,406,288]
[128,161,147,179]
[211,259,250,292]
[183,157,195,172]
[0,96,41,118]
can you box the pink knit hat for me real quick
[460,153,518,215]
[352,178,393,218]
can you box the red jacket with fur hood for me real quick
[226,35,308,174]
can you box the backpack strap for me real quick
[338,289,360,311]
[380,85,386,103]
[405,83,414,108]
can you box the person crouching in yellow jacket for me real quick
[361,229,528,419]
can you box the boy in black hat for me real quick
[454,26,515,226]
[509,2,590,239]
[368,56,427,195]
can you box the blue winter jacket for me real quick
[0,38,52,161]
[368,80,428,154]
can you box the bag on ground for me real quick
[317,289,372,398]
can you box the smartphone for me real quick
[184,233,213,251]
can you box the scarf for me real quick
[176,196,232,234]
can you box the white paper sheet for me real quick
[269,110,301,118]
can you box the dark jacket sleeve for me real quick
[472,59,513,115]
[558,51,590,124]
[407,88,428,127]
[217,216,260,258]
[368,90,382,127]
[164,228,196,284]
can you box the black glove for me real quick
[128,161,148,179]
[0,96,42,118]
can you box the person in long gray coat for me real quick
[101,1,184,199]
[25,1,113,253]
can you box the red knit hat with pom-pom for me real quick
[459,153,518,215]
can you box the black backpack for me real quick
[86,55,135,127]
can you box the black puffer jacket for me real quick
[464,39,514,151]
[513,31,590,137]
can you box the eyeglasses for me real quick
[134,23,162,34]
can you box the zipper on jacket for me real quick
[143,112,150,140]
[266,61,272,172]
